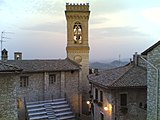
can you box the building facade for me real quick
[0,3,91,120]
[0,63,22,120]
[0,54,82,120]
[141,41,160,120]
[88,54,147,120]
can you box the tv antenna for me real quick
[119,54,121,66]
[0,31,14,52]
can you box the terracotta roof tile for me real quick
[111,66,147,87]
[88,64,132,87]
[0,62,22,72]
[88,64,147,88]
[2,58,80,72]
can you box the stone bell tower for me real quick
[65,3,90,114]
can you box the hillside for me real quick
[90,60,128,70]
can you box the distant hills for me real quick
[90,60,129,70]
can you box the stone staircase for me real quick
[26,98,75,120]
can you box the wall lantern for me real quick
[86,100,90,105]
[104,106,108,111]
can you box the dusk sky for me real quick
[0,0,160,62]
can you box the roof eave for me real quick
[109,86,147,89]
[141,40,160,55]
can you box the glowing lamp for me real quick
[104,106,108,111]
[86,101,90,105]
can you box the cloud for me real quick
[142,7,160,25]
[21,21,65,33]
[0,0,4,5]
[90,16,110,25]
[91,0,160,15]
[91,27,149,38]
[0,0,62,15]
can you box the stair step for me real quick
[49,116,56,117]
[52,104,69,109]
[28,111,47,116]
[28,107,45,112]
[26,98,75,120]
[27,100,52,106]
[55,111,72,116]
[27,98,66,105]
[47,113,54,115]
[58,115,75,120]
[29,115,48,120]
[27,104,45,108]
[54,108,71,112]
[27,100,67,109]
[52,101,67,105]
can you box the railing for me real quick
[24,97,29,120]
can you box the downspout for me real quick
[139,55,159,120]
[78,70,80,118]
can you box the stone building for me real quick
[88,54,147,120]
[141,40,160,120]
[88,40,160,120]
[0,3,91,120]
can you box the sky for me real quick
[0,0,160,62]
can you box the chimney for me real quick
[14,52,22,60]
[133,52,138,66]
[94,69,99,76]
[1,49,8,61]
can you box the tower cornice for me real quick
[65,14,90,20]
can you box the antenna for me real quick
[0,31,14,56]
[119,54,121,66]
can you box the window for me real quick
[100,112,104,120]
[100,91,103,102]
[120,94,127,106]
[49,74,56,84]
[73,21,82,44]
[95,88,98,100]
[20,76,29,87]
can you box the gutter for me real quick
[139,55,159,120]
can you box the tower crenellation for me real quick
[66,3,89,11]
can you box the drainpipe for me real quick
[78,70,80,118]
[139,55,159,120]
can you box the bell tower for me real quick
[65,3,90,114]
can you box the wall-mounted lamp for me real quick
[86,100,90,105]
[104,106,108,111]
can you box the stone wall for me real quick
[91,85,113,120]
[137,55,147,68]
[17,73,44,102]
[16,70,81,119]
[0,68,81,120]
[0,74,18,120]
[65,70,80,115]
[44,72,61,100]
[113,88,147,120]
[146,45,160,120]
[91,84,146,120]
